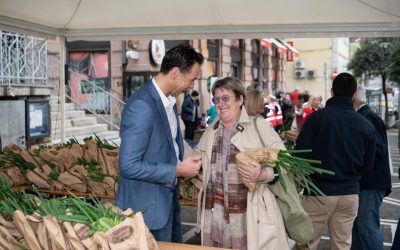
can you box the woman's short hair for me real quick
[211,77,245,102]
[245,89,264,116]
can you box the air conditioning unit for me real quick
[294,59,305,69]
[295,70,306,79]
[307,70,317,78]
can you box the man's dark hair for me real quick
[191,90,199,97]
[332,72,357,97]
[160,44,204,74]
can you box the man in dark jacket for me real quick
[295,73,376,250]
[351,84,392,250]
[181,90,199,140]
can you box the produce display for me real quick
[0,136,119,196]
[0,179,158,250]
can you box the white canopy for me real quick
[0,0,399,40]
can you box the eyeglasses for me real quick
[212,95,231,105]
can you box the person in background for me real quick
[301,95,322,124]
[117,44,204,242]
[281,93,295,130]
[295,73,376,250]
[290,87,300,106]
[351,84,392,250]
[244,89,265,116]
[294,93,305,131]
[207,103,218,125]
[182,90,200,140]
[266,95,283,132]
[197,77,288,250]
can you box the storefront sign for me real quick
[150,40,165,65]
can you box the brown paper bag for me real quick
[100,148,119,177]
[20,150,40,168]
[69,164,89,179]
[0,171,13,186]
[0,232,17,250]
[37,221,50,250]
[107,212,149,250]
[26,168,53,189]
[69,144,84,161]
[62,221,86,250]
[83,140,98,161]
[3,144,21,154]
[25,213,42,235]
[43,215,68,250]
[41,164,65,190]
[0,224,17,242]
[103,176,116,196]
[107,217,140,250]
[74,223,98,250]
[12,210,42,250]
[38,148,59,167]
[88,180,106,195]
[5,167,27,186]
[145,226,159,250]
[58,172,88,193]
[97,150,109,176]
[235,148,280,191]
[0,214,22,238]
[57,147,77,171]
[93,231,110,250]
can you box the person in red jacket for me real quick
[301,95,322,125]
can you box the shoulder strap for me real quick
[253,116,266,147]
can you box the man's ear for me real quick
[351,89,358,100]
[170,67,180,80]
[330,88,334,97]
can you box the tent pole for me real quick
[60,36,66,143]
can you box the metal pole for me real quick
[60,36,66,143]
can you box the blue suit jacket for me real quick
[117,80,183,230]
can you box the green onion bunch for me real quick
[84,134,118,150]
[0,178,38,219]
[257,149,334,197]
[77,157,107,182]
[0,150,36,174]
[57,137,79,148]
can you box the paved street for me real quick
[180,129,400,249]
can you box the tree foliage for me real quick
[389,41,400,83]
[348,38,394,81]
[348,38,400,127]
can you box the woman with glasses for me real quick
[195,77,289,250]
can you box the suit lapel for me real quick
[147,82,175,150]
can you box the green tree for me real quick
[389,40,400,83]
[348,38,395,127]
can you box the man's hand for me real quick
[238,161,272,182]
[176,156,201,177]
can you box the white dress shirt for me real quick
[152,79,180,163]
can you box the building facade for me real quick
[284,38,350,102]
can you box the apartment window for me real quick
[207,39,220,77]
[230,39,243,80]
[124,72,155,98]
[251,39,260,81]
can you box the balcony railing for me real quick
[0,31,48,86]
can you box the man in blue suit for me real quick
[117,44,204,242]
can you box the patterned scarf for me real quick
[203,125,248,250]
